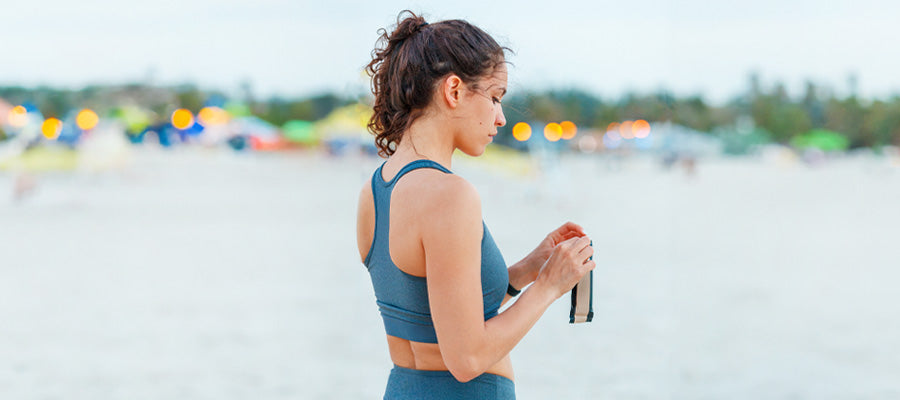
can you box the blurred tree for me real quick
[175,85,205,112]
[825,97,866,147]
[865,100,900,147]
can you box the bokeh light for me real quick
[606,122,620,134]
[198,106,229,126]
[603,130,622,149]
[577,134,597,153]
[544,123,562,142]
[41,118,62,139]
[171,109,194,130]
[619,120,635,139]
[8,105,28,127]
[512,122,531,141]
[633,119,651,139]
[560,121,577,140]
[76,109,99,130]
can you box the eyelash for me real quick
[492,97,502,104]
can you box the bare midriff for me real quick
[386,335,514,381]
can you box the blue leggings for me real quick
[384,365,516,400]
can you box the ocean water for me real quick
[1,148,898,399]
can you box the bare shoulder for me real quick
[397,171,482,243]
[356,180,375,263]
[404,171,481,216]
[357,180,373,204]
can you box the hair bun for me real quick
[389,11,428,44]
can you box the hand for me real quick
[533,235,595,299]
[522,222,587,281]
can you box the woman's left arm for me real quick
[502,221,586,306]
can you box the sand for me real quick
[1,147,898,399]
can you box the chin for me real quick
[459,146,486,157]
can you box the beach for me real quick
[1,147,898,399]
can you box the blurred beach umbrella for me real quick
[233,116,278,137]
[790,129,849,152]
[197,106,229,127]
[282,120,315,145]
[111,106,153,134]
[315,103,375,155]
[21,102,40,113]
[719,128,772,155]
[232,116,286,151]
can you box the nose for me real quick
[495,105,506,127]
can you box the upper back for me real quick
[357,159,508,344]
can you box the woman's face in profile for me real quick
[455,64,508,156]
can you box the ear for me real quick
[440,74,463,109]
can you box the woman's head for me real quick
[366,10,510,157]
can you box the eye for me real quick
[492,97,502,104]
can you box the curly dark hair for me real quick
[365,10,509,157]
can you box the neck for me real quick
[393,113,454,168]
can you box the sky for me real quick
[3,0,899,104]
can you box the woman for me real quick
[356,11,595,399]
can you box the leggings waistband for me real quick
[390,365,514,385]
[386,365,516,400]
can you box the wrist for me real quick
[506,282,521,297]
[508,259,536,291]
[523,278,558,307]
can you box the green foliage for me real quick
[175,85,205,112]
[259,94,354,126]
[2,79,899,149]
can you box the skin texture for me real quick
[356,64,596,382]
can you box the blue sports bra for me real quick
[363,159,509,343]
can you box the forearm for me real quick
[500,254,542,307]
[508,253,540,291]
[460,282,557,380]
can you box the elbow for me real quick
[445,355,483,383]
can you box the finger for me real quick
[561,221,585,235]
[557,235,582,248]
[577,244,595,262]
[559,236,590,254]
[576,235,592,247]
[572,236,593,256]
[549,227,578,243]
[555,222,584,237]
[559,231,581,241]
[578,245,594,260]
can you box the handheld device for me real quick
[569,240,593,324]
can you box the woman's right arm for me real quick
[422,176,594,382]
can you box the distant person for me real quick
[12,172,37,202]
[356,11,595,400]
